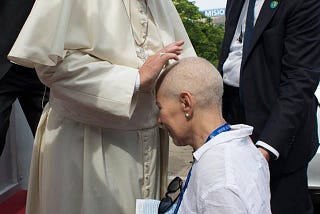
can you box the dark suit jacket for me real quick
[0,0,35,79]
[219,0,320,176]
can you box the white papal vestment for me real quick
[8,0,196,213]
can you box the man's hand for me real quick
[258,147,270,162]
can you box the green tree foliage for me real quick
[173,0,225,67]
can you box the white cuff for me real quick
[256,141,280,159]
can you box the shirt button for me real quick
[145,175,150,185]
[145,163,150,172]
[145,145,151,151]
[143,188,150,197]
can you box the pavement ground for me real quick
[168,138,193,182]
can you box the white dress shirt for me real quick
[178,124,271,214]
[223,0,265,87]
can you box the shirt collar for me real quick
[193,124,253,162]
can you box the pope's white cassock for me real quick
[8,0,196,213]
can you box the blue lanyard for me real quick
[205,123,231,143]
[173,123,231,214]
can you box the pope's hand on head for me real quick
[138,40,184,91]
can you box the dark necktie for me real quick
[243,0,256,57]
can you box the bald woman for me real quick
[156,57,271,214]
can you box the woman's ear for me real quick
[180,91,193,119]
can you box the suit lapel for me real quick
[242,0,280,66]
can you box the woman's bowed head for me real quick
[155,57,225,151]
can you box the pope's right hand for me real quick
[138,40,184,92]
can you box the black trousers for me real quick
[222,84,246,125]
[0,64,49,156]
[271,166,314,214]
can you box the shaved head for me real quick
[156,57,223,111]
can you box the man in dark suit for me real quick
[218,0,320,213]
[0,0,49,156]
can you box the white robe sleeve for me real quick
[36,50,139,126]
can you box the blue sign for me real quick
[202,8,226,17]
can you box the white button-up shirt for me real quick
[178,124,271,214]
[223,0,265,87]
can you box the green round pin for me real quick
[270,1,279,9]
